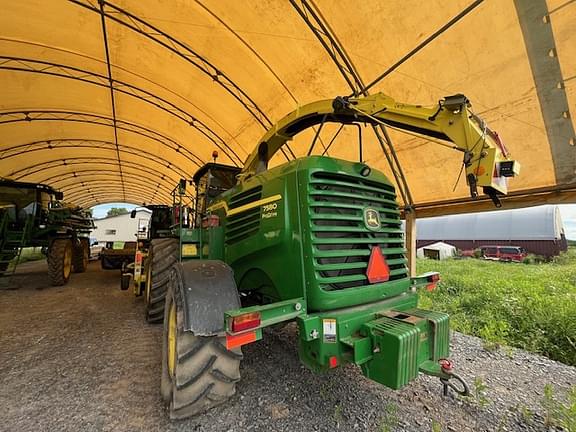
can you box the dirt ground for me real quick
[1,260,574,432]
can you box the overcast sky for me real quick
[91,203,576,239]
[558,205,576,240]
[91,202,137,219]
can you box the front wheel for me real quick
[161,265,242,419]
[48,238,73,286]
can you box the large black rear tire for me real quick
[48,238,73,286]
[145,238,178,323]
[72,238,89,273]
[161,266,242,419]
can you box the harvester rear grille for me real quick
[226,186,262,245]
[308,172,407,291]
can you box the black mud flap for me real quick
[173,260,240,336]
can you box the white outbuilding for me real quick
[416,242,456,260]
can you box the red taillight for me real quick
[366,246,390,284]
[329,356,338,368]
[231,312,261,333]
[426,273,440,291]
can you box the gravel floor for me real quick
[1,260,575,432]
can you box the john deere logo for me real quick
[364,208,381,230]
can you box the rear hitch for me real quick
[419,358,470,397]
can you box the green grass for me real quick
[18,247,45,263]
[417,249,576,366]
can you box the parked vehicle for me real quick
[89,240,104,259]
[140,92,519,419]
[100,241,137,269]
[0,179,93,285]
[119,205,173,294]
[480,245,527,262]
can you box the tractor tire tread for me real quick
[145,238,178,323]
[176,356,216,390]
[72,238,89,273]
[161,274,242,420]
[47,239,72,286]
[170,333,241,418]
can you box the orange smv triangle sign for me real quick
[366,246,390,283]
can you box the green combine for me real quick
[141,93,519,418]
[0,179,93,286]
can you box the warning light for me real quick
[366,246,390,283]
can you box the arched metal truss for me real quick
[60,179,170,198]
[65,185,161,203]
[289,0,413,206]
[49,173,174,197]
[75,192,160,208]
[63,189,166,207]
[8,157,183,182]
[61,179,170,196]
[0,37,247,152]
[0,138,195,178]
[67,0,296,161]
[9,157,180,205]
[0,110,204,167]
[0,56,243,165]
[194,2,329,154]
[97,0,125,202]
[37,169,177,192]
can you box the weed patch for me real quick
[418,250,576,366]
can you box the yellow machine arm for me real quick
[241,93,520,204]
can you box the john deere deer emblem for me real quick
[364,208,381,230]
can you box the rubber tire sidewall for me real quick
[72,238,89,273]
[145,238,178,324]
[48,238,73,286]
[160,264,243,420]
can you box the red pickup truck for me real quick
[480,245,527,262]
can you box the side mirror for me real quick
[55,191,64,200]
[130,209,137,218]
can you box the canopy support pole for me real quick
[405,208,417,278]
[358,0,485,95]
[98,0,125,201]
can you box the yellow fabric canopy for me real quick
[1,0,574,216]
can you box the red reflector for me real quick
[231,312,261,333]
[426,273,440,291]
[366,246,390,283]
[226,331,257,349]
[329,356,338,368]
